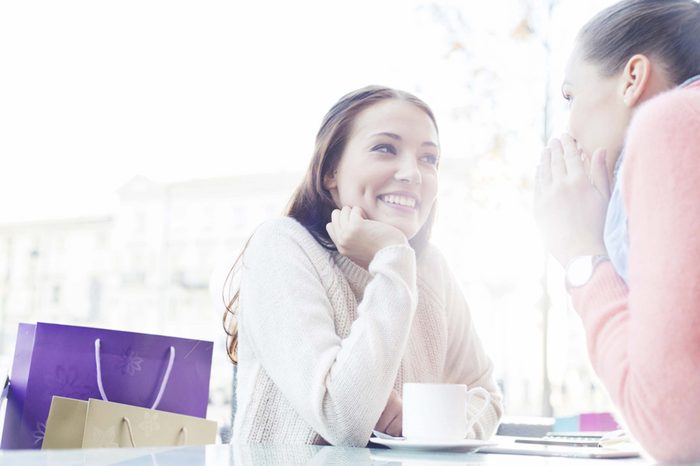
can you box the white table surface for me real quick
[0,440,657,466]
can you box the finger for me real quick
[325,222,338,246]
[581,151,592,177]
[535,165,546,209]
[385,413,403,437]
[374,408,393,433]
[340,205,352,229]
[589,148,611,198]
[548,138,566,178]
[537,148,552,186]
[560,134,584,177]
[331,208,340,227]
[351,206,367,221]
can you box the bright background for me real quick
[0,0,619,439]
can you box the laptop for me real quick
[478,436,640,459]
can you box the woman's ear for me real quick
[620,54,652,107]
[323,170,338,191]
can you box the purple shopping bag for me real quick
[1,322,213,449]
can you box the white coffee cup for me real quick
[402,383,491,441]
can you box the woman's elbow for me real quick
[639,429,700,464]
[312,409,372,447]
[322,429,370,448]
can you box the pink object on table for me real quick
[579,412,620,432]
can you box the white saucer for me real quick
[369,436,496,452]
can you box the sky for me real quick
[0,0,614,224]
[0,0,620,417]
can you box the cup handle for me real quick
[464,386,491,434]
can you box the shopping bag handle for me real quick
[122,417,188,447]
[1,375,9,405]
[94,339,175,410]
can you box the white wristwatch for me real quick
[565,254,610,291]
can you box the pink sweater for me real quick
[571,80,700,464]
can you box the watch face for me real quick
[567,256,594,288]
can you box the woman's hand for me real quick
[375,389,403,437]
[534,134,610,266]
[326,206,408,267]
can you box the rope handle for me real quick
[121,417,188,448]
[122,417,137,448]
[95,339,175,410]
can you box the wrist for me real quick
[375,241,408,259]
[558,243,607,267]
[564,254,610,292]
[379,234,409,251]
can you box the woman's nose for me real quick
[394,156,422,184]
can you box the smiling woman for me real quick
[322,99,440,267]
[222,85,503,446]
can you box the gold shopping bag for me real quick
[43,396,217,449]
[42,396,89,449]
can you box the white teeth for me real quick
[381,194,417,208]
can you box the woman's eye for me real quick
[421,154,438,165]
[372,143,397,155]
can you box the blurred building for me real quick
[0,165,612,427]
[0,172,302,430]
[0,216,112,343]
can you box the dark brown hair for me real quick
[223,85,440,364]
[579,0,700,84]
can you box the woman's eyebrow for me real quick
[370,131,438,148]
[370,131,401,140]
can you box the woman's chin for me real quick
[366,211,421,240]
[386,220,420,240]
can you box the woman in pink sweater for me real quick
[535,0,700,463]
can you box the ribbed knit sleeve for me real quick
[571,84,700,464]
[238,218,417,447]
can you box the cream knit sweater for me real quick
[232,217,502,446]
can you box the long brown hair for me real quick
[223,85,440,364]
[579,0,700,84]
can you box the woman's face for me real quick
[562,45,632,173]
[325,99,439,240]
